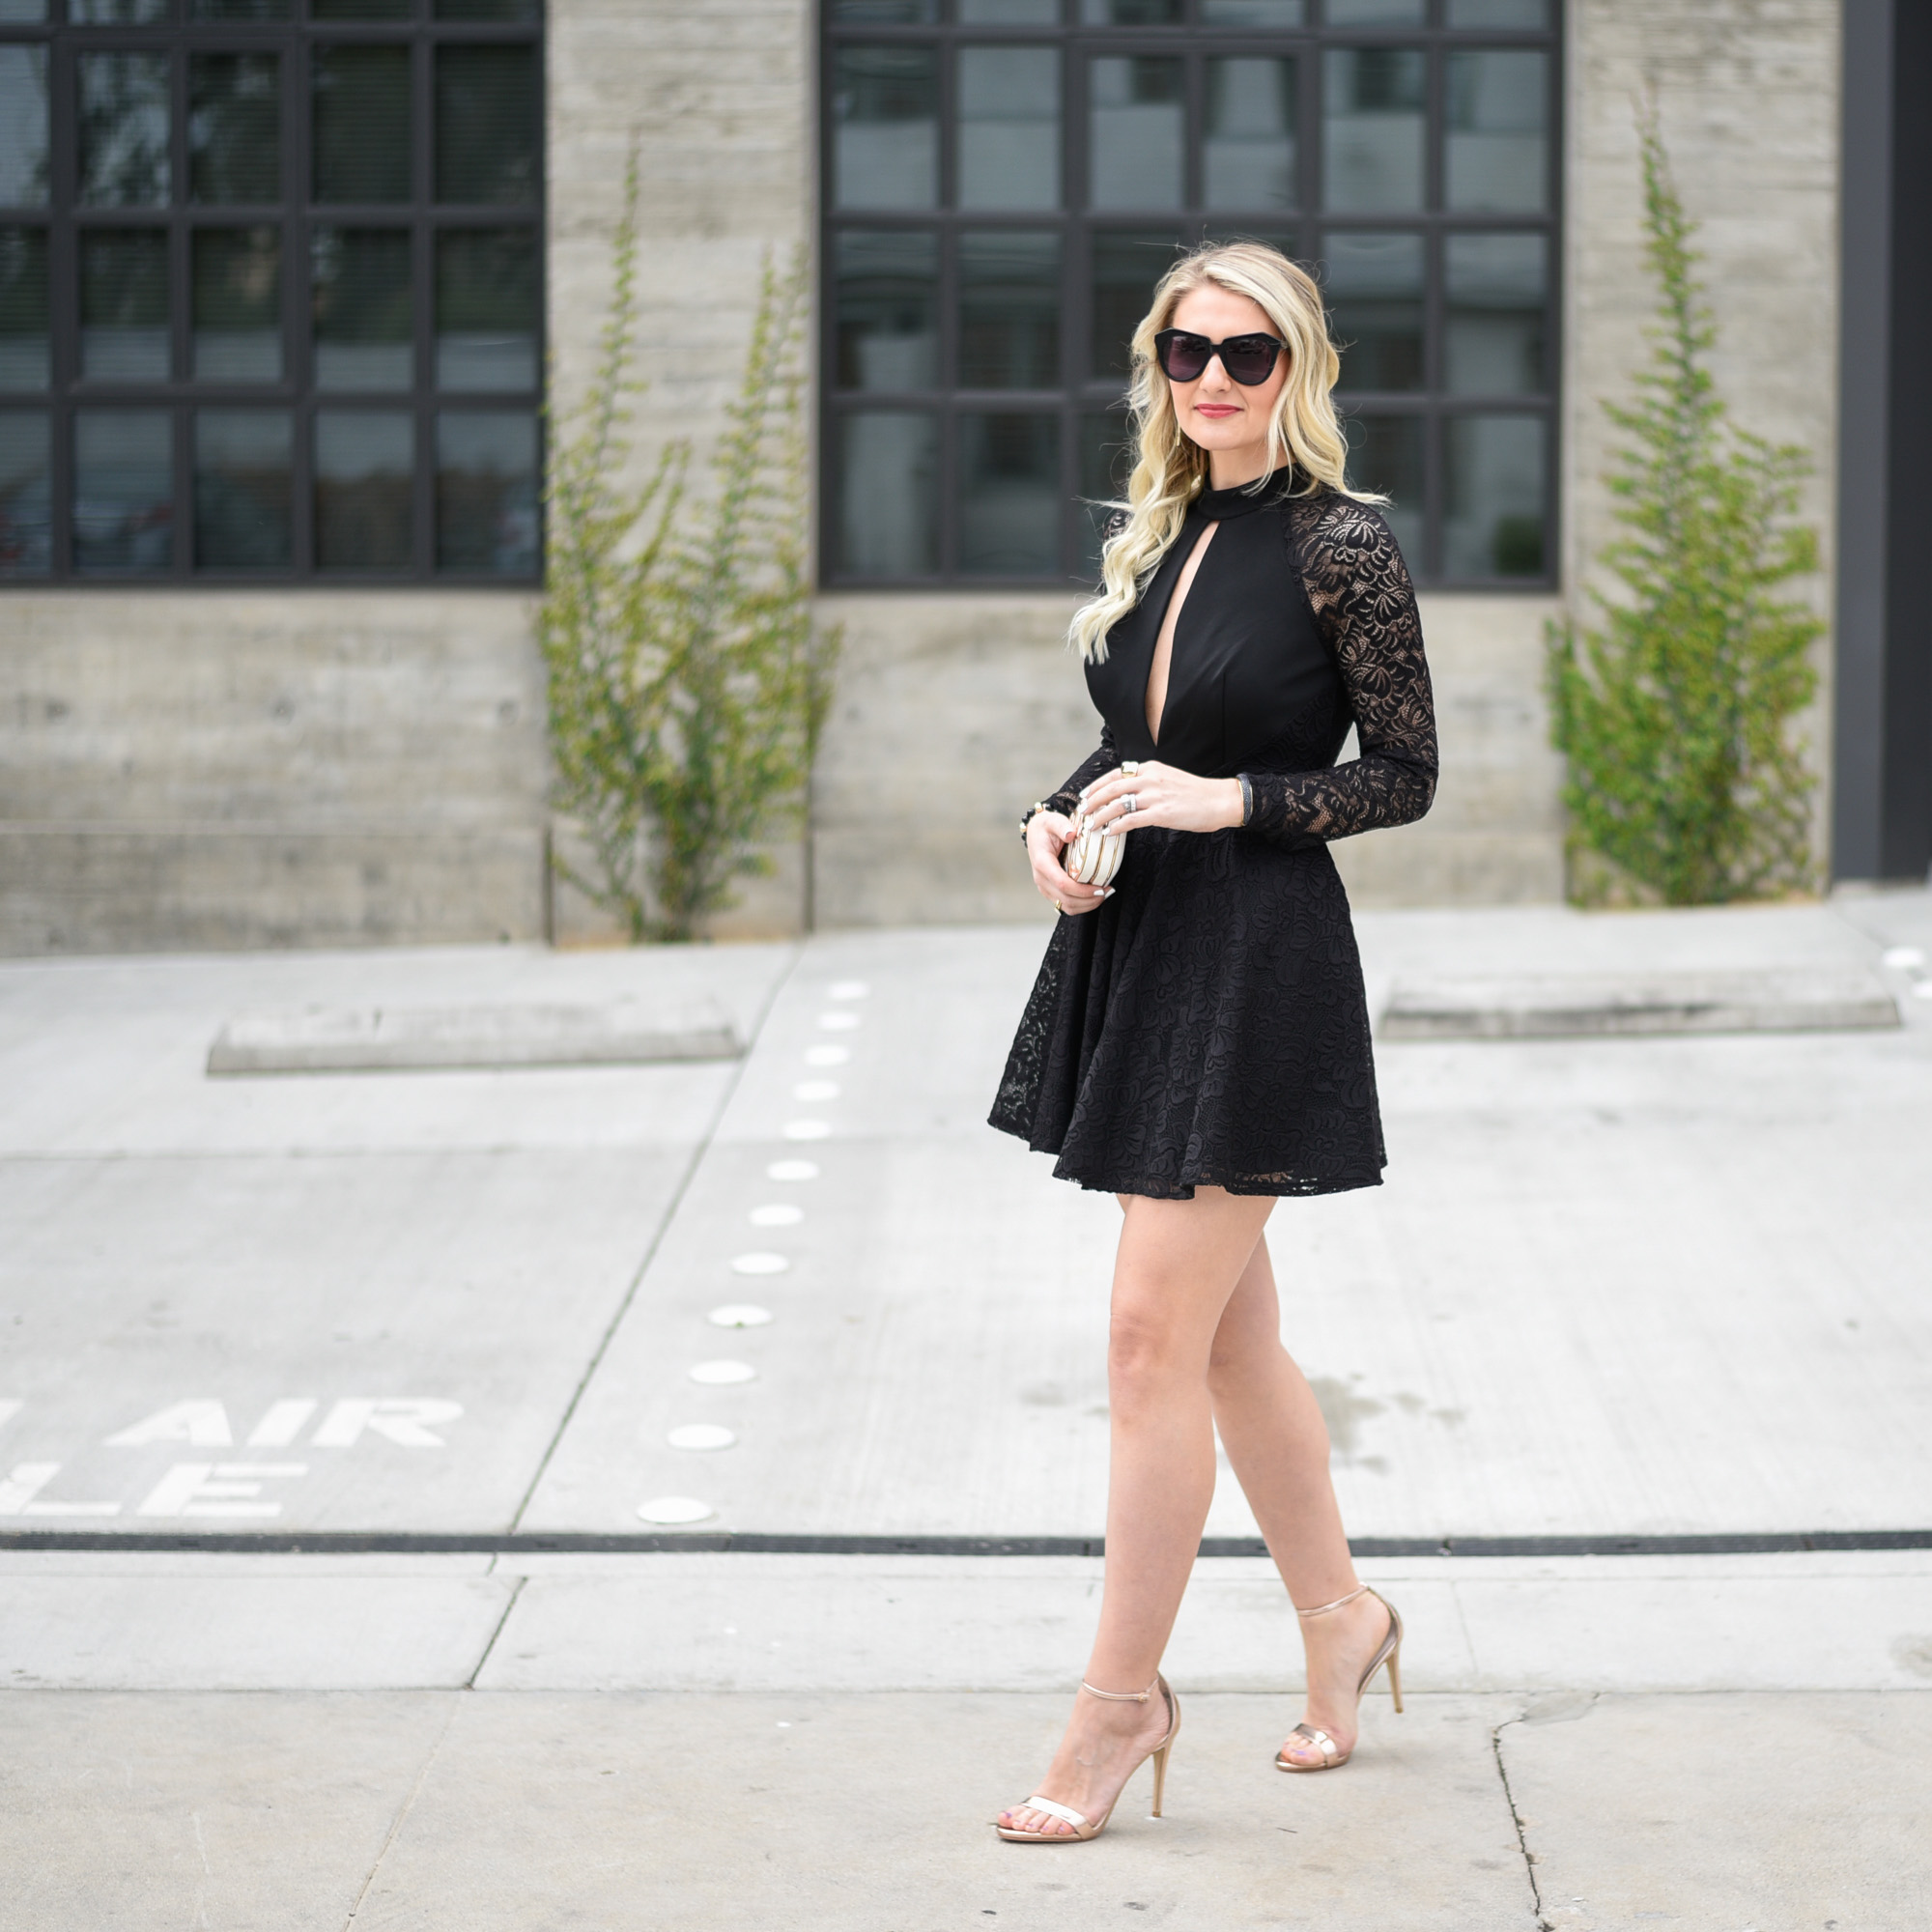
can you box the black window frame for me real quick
[0,0,544,588]
[819,0,1561,591]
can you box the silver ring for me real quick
[1122,792,1139,815]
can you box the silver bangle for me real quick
[1237,774,1253,826]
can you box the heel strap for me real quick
[1295,1582,1370,1620]
[1080,1674,1157,1702]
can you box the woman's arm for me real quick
[1241,497,1438,848]
[1022,724,1122,916]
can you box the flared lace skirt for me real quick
[988,826,1385,1199]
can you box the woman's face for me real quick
[1163,285,1290,469]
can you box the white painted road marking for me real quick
[827,981,870,1000]
[730,1253,788,1276]
[0,1401,21,1434]
[766,1160,819,1181]
[688,1361,755,1385]
[105,1401,236,1447]
[816,1012,861,1032]
[709,1305,773,1328]
[749,1204,804,1227]
[134,1463,307,1519]
[310,1399,465,1448]
[0,1463,122,1516]
[804,1044,849,1066]
[637,1495,714,1524]
[246,1399,319,1447]
[781,1121,829,1141]
[667,1425,736,1450]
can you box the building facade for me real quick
[0,0,1920,952]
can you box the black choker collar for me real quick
[1193,465,1296,522]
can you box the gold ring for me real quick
[1121,760,1142,776]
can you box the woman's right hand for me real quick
[1027,810,1111,916]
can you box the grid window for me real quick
[823,0,1557,587]
[0,0,540,584]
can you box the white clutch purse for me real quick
[1064,819,1125,889]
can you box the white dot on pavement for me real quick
[828,981,870,1000]
[751,1203,804,1227]
[793,1079,840,1101]
[668,1425,737,1451]
[688,1359,756,1385]
[638,1496,715,1524]
[710,1304,774,1328]
[805,1044,849,1067]
[1882,946,1926,970]
[767,1159,819,1180]
[817,1011,861,1032]
[1915,981,1932,1001]
[783,1120,830,1141]
[732,1251,789,1276]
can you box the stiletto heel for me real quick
[1276,1583,1404,1773]
[996,1674,1181,1843]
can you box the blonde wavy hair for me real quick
[1069,241,1378,663]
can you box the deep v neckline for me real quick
[1146,520,1218,746]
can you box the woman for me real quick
[987,242,1437,1843]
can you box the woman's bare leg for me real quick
[998,1185,1275,1838]
[1208,1233,1397,1764]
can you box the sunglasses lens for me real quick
[1158,333,1210,382]
[1223,339,1279,384]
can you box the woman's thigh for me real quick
[1110,1186,1277,1365]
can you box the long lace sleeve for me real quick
[1242,497,1437,847]
[1041,723,1119,818]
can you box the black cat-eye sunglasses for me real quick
[1151,328,1286,386]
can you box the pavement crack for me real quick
[466,1572,527,1689]
[342,1697,460,1929]
[1491,1712,1551,1931]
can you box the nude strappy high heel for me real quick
[995,1673,1181,1843]
[1275,1583,1403,1773]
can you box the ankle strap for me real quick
[1295,1583,1370,1620]
[1080,1674,1158,1702]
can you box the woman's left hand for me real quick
[1078,761,1244,838]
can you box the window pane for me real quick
[1322,48,1424,213]
[194,226,281,381]
[437,410,537,573]
[1324,231,1422,392]
[1080,0,1181,21]
[1445,232,1546,394]
[1089,57,1181,210]
[78,53,172,209]
[959,412,1059,574]
[1202,0,1302,19]
[833,47,937,211]
[1446,50,1548,213]
[437,0,541,17]
[1448,0,1549,25]
[436,229,537,391]
[1091,230,1179,379]
[1326,0,1423,22]
[1204,57,1295,211]
[314,47,411,204]
[0,229,49,390]
[959,231,1059,388]
[313,227,412,390]
[437,45,539,205]
[80,231,170,381]
[836,412,937,577]
[0,49,50,208]
[191,1,294,18]
[0,412,50,577]
[958,47,1059,213]
[1445,412,1544,577]
[315,411,412,568]
[314,0,410,16]
[190,54,280,205]
[73,408,173,571]
[832,0,937,18]
[835,228,936,391]
[71,0,168,19]
[194,408,291,566]
[0,0,46,19]
[1078,407,1130,578]
[1340,412,1421,564]
[958,0,1056,19]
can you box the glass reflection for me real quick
[0,412,50,577]
[314,0,410,16]
[1340,412,1422,564]
[1324,232,1422,392]
[315,412,412,568]
[831,0,938,18]
[437,411,538,574]
[1091,230,1179,379]
[194,409,292,567]
[1445,233,1546,395]
[80,231,170,382]
[312,228,412,391]
[1448,0,1548,24]
[1202,1,1303,21]
[194,227,281,382]
[0,49,50,208]
[1080,0,1181,20]
[1090,58,1182,210]
[71,0,167,19]
[73,409,173,571]
[313,48,411,204]
[437,46,539,205]
[1079,408,1131,579]
[958,47,1060,213]
[835,229,936,392]
[0,230,49,390]
[191,1,295,17]
[1204,57,1296,211]
[0,1,45,18]
[1445,412,1544,577]
[958,0,1057,19]
[833,47,937,212]
[960,232,1059,389]
[190,54,281,205]
[959,412,1059,575]
[1325,0,1423,22]
[437,0,542,17]
[1446,50,1548,213]
[1322,48,1424,213]
[79,53,171,209]
[436,230,537,391]
[837,412,937,577]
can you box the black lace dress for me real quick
[988,469,1437,1198]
